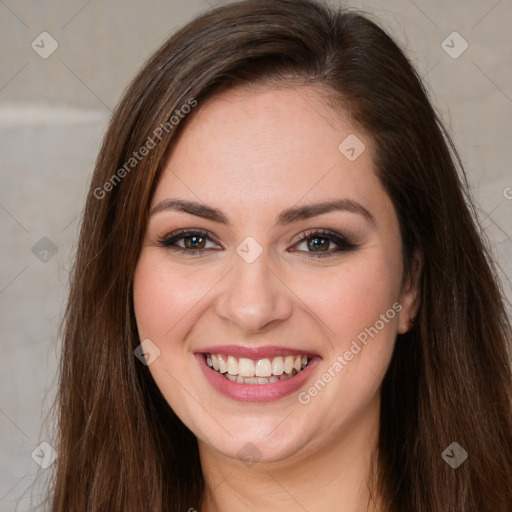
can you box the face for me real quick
[133,85,419,465]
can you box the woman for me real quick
[48,0,512,510]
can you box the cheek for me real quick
[293,249,403,346]
[132,252,208,425]
[292,251,402,425]
[133,251,210,340]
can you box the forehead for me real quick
[152,85,392,223]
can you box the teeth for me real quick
[218,354,228,374]
[272,356,284,375]
[255,358,272,377]
[284,356,294,374]
[238,357,255,377]
[227,355,238,375]
[205,352,310,383]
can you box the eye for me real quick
[290,229,358,258]
[157,229,221,255]
[157,228,358,258]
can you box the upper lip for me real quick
[196,344,319,359]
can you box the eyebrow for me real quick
[149,198,375,226]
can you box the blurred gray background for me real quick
[1,0,511,510]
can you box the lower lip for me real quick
[196,354,321,403]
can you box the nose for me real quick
[215,249,294,333]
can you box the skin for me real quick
[133,85,421,512]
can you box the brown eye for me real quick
[291,229,358,258]
[158,229,220,255]
[183,235,206,249]
[307,236,331,252]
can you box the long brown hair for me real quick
[47,1,512,510]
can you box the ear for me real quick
[397,250,422,334]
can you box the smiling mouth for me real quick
[203,353,310,385]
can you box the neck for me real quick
[199,392,382,512]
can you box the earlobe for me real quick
[397,250,422,334]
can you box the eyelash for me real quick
[157,228,358,259]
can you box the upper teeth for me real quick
[206,353,309,377]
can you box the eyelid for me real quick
[292,228,351,245]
